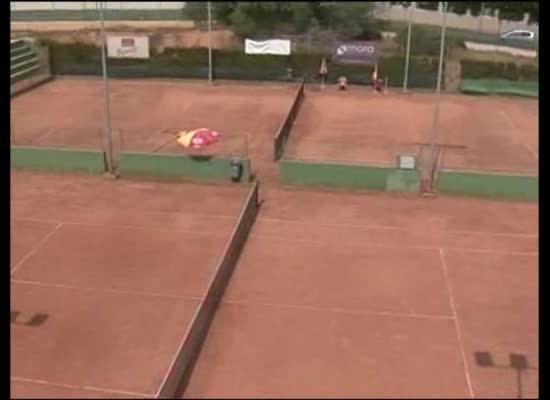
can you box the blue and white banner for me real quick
[332,41,378,65]
[245,39,291,56]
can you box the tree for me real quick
[184,2,375,39]
[389,2,413,7]
[320,2,375,38]
[495,2,527,21]
[484,2,529,33]
[416,2,441,11]
[447,2,471,15]
[525,2,539,24]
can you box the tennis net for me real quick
[156,181,260,399]
[274,78,305,161]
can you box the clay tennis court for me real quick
[11,171,538,398]
[287,88,538,174]
[10,77,297,169]
[186,186,538,399]
[10,170,250,398]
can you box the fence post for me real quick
[207,1,213,84]
[98,1,115,175]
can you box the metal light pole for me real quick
[478,2,485,32]
[428,1,447,186]
[403,4,414,92]
[207,1,213,84]
[98,1,115,174]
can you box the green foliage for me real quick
[184,1,375,39]
[44,41,538,89]
[485,2,529,21]
[416,2,440,11]
[495,2,527,21]
[447,2,470,15]
[389,2,413,8]
[43,40,440,88]
[320,2,375,38]
[396,25,448,57]
[525,2,538,23]
[461,60,538,81]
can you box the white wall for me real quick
[11,2,186,11]
[375,2,538,35]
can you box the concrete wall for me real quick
[11,2,186,11]
[375,2,538,35]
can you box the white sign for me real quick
[107,35,150,59]
[245,39,291,56]
[398,155,416,170]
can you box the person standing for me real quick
[319,57,328,89]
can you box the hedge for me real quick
[461,60,538,81]
[44,40,439,88]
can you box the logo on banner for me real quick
[107,35,150,59]
[332,41,378,65]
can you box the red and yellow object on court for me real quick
[176,128,221,149]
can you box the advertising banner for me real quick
[107,35,150,59]
[245,39,291,56]
[332,41,378,65]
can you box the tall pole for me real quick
[207,1,213,84]
[98,1,114,174]
[478,2,484,32]
[403,4,414,92]
[428,1,447,186]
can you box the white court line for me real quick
[439,249,475,399]
[10,376,151,398]
[11,279,203,302]
[11,217,232,238]
[9,203,238,221]
[223,299,454,321]
[249,233,538,257]
[258,217,538,239]
[11,222,63,276]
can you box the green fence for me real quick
[11,146,107,173]
[280,159,421,192]
[44,41,439,88]
[118,152,252,183]
[460,79,538,98]
[437,169,538,201]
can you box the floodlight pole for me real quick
[428,1,447,186]
[479,2,484,32]
[207,1,213,84]
[98,1,115,175]
[403,4,414,92]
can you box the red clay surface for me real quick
[10,77,296,176]
[186,186,538,399]
[11,170,249,399]
[287,87,538,174]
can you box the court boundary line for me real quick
[11,279,204,302]
[10,204,239,221]
[10,376,151,398]
[10,222,63,276]
[222,299,454,321]
[439,248,475,399]
[257,217,538,239]
[11,217,234,237]
[248,233,538,257]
